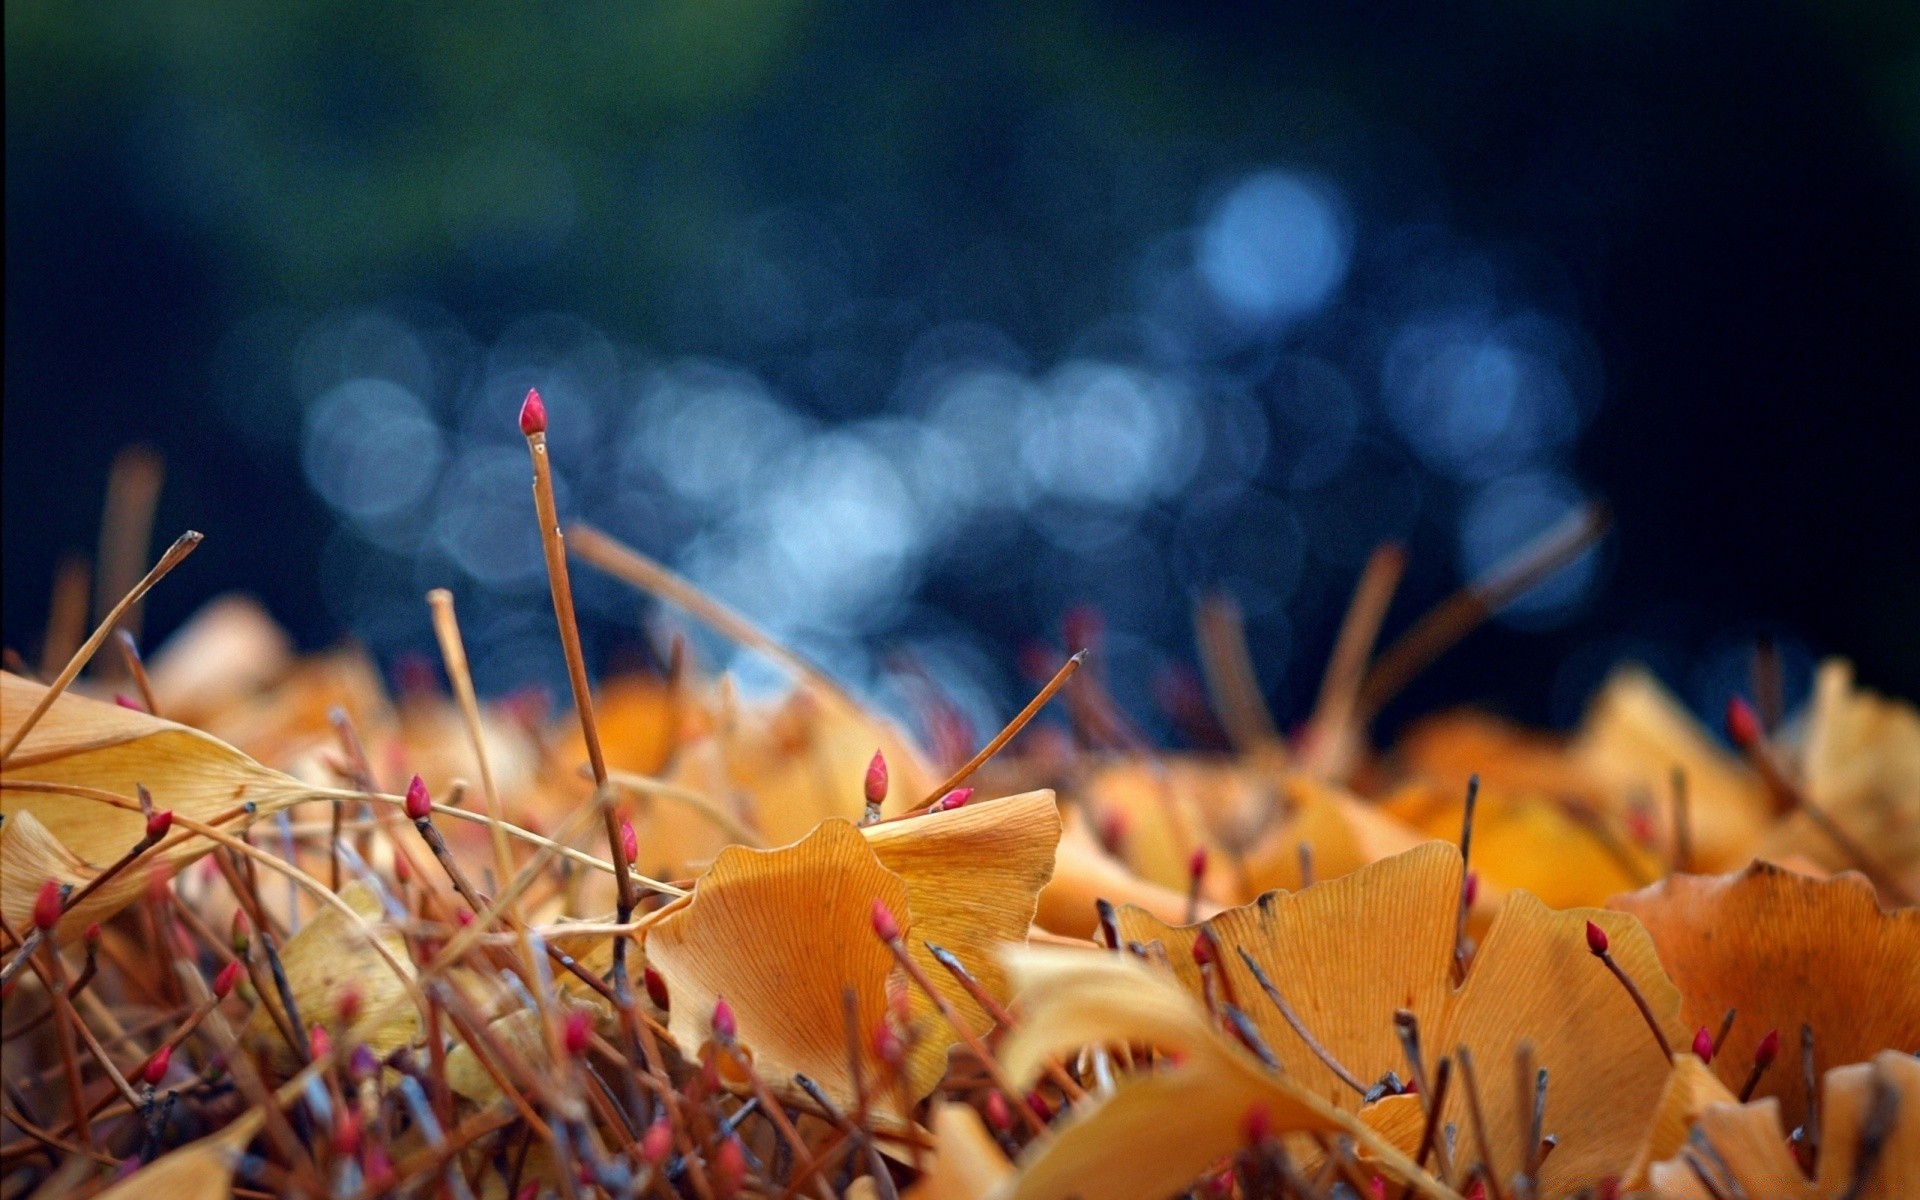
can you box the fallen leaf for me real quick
[1117,841,1686,1192]
[243,880,418,1074]
[863,790,1061,1088]
[1610,861,1920,1135]
[1572,666,1771,871]
[644,819,915,1118]
[902,1103,1014,1200]
[1647,1050,1920,1199]
[2,671,348,937]
[994,947,1458,1200]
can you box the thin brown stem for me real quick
[882,937,1047,1137]
[1455,1044,1508,1200]
[1192,593,1280,751]
[1235,946,1368,1097]
[114,630,160,716]
[2,529,203,763]
[1599,950,1675,1061]
[92,445,165,666]
[1302,543,1405,776]
[905,650,1085,812]
[1357,503,1609,723]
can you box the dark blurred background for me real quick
[8,1,1919,743]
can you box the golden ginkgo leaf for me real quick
[0,809,146,943]
[994,947,1458,1200]
[644,819,916,1118]
[1625,1053,1739,1188]
[1610,861,1920,1136]
[1077,757,1254,894]
[721,689,938,847]
[1,671,349,937]
[1647,1050,1920,1199]
[863,790,1060,1087]
[1385,778,1661,910]
[1758,659,1920,893]
[1239,775,1430,896]
[1117,841,1686,1192]
[1572,666,1771,871]
[243,881,418,1075]
[901,1103,1014,1200]
[1034,806,1209,939]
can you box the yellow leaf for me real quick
[902,1103,1014,1200]
[1647,1051,1920,1199]
[1624,1054,1738,1189]
[1610,861,1920,1137]
[1,671,347,938]
[1117,842,1685,1192]
[243,881,417,1074]
[995,947,1458,1200]
[1385,779,1660,909]
[863,790,1061,1090]
[1034,806,1208,939]
[1758,659,1920,893]
[1572,666,1770,870]
[644,819,914,1117]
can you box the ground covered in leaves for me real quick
[3,416,1917,1199]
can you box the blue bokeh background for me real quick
[8,2,1918,740]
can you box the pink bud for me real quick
[337,986,362,1027]
[620,816,638,863]
[713,1135,747,1199]
[309,1024,331,1060]
[1585,920,1610,957]
[872,1022,905,1066]
[1243,1102,1271,1146]
[145,809,174,842]
[1691,1026,1713,1062]
[641,1117,673,1165]
[1191,928,1217,968]
[363,1142,394,1189]
[984,1089,1012,1132]
[1187,846,1208,883]
[393,852,413,885]
[870,898,902,944]
[518,388,548,436]
[33,879,62,931]
[141,1045,172,1086]
[213,960,244,999]
[334,1109,363,1157]
[115,694,143,711]
[930,786,975,813]
[712,996,736,1043]
[1726,696,1762,749]
[564,1010,592,1057]
[644,966,670,1011]
[864,749,888,807]
[1754,1028,1780,1068]
[84,922,103,949]
[1464,871,1480,907]
[404,774,432,821]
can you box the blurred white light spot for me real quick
[303,379,444,522]
[631,362,807,513]
[434,447,560,585]
[1383,318,1580,481]
[1460,472,1599,627]
[1021,361,1200,507]
[1198,171,1351,323]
